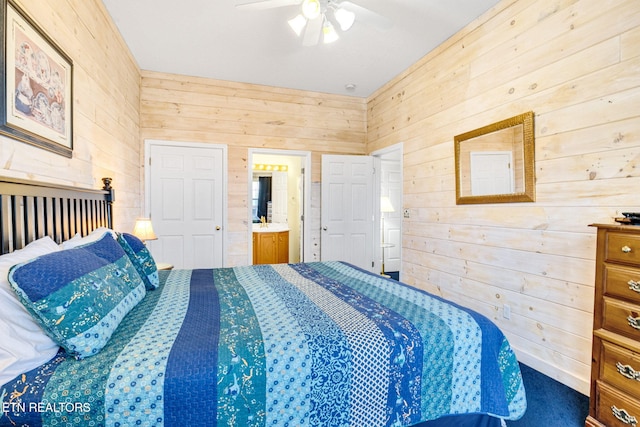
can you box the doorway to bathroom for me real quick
[248,149,311,265]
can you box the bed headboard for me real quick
[0,177,114,255]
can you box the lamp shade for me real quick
[301,0,321,19]
[380,196,395,213]
[334,7,355,31]
[322,20,339,44]
[132,218,157,241]
[288,14,307,36]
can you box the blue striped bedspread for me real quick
[0,261,526,426]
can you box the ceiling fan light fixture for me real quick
[323,20,339,44]
[334,7,355,32]
[288,14,307,36]
[301,0,321,20]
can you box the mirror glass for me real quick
[252,174,272,222]
[454,111,535,204]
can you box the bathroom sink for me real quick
[252,223,289,232]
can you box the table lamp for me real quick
[132,218,157,242]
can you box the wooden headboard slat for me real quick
[60,199,76,240]
[0,178,114,254]
[44,197,54,242]
[71,199,80,239]
[52,198,64,243]
[24,196,37,243]
[34,197,44,240]
[10,196,23,253]
[0,196,10,254]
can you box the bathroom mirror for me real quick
[454,111,535,204]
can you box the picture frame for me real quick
[0,0,73,157]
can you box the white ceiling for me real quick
[101,0,501,98]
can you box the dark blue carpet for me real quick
[507,363,589,426]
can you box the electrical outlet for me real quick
[503,304,511,320]
[403,209,410,218]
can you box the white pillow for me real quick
[0,236,61,388]
[59,232,81,248]
[60,227,115,250]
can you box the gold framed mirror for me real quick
[454,111,535,205]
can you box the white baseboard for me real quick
[512,346,590,397]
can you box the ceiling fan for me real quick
[236,0,391,46]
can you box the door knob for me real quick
[322,226,328,231]
[216,226,221,230]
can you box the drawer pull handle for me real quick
[616,362,640,381]
[611,405,638,426]
[622,245,633,253]
[630,280,640,294]
[628,316,640,330]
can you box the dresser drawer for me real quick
[601,340,640,400]
[607,233,640,265]
[605,264,640,304]
[596,381,640,427]
[603,297,640,341]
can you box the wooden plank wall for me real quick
[139,72,367,265]
[0,0,141,230]
[366,0,640,394]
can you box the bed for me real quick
[0,178,526,427]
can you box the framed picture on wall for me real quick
[0,0,73,157]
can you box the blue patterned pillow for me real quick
[8,233,146,359]
[116,232,159,290]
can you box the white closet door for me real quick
[321,154,375,273]
[147,141,225,269]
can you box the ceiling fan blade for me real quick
[235,0,300,11]
[302,15,322,46]
[339,1,392,30]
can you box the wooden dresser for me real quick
[587,224,640,427]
